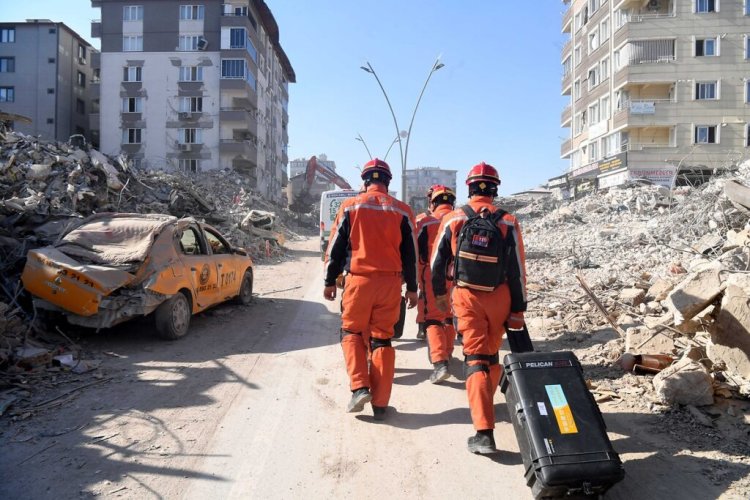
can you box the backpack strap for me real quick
[461,205,475,218]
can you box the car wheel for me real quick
[154,291,191,340]
[233,269,253,306]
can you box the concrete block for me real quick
[653,357,714,406]
[646,278,674,302]
[664,263,723,326]
[709,284,750,377]
[625,326,675,354]
[619,288,646,307]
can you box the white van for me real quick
[319,189,358,256]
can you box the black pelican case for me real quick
[500,351,625,499]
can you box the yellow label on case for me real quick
[545,384,579,434]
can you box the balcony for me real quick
[89,80,100,99]
[220,78,257,107]
[561,105,572,127]
[561,138,573,158]
[220,138,258,160]
[562,38,572,59]
[220,107,258,136]
[91,52,100,69]
[562,7,572,33]
[613,99,677,130]
[561,71,572,95]
[91,20,101,39]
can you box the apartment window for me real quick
[76,99,85,114]
[121,97,143,113]
[588,0,600,14]
[746,80,750,103]
[695,125,717,144]
[589,102,601,124]
[123,66,142,82]
[179,128,202,144]
[590,140,599,162]
[588,29,599,52]
[122,128,142,144]
[574,79,581,100]
[0,57,14,72]
[123,5,144,21]
[695,0,716,13]
[180,5,205,20]
[574,10,583,31]
[600,17,610,43]
[695,37,717,56]
[746,1,750,15]
[179,96,203,112]
[46,118,54,124]
[601,57,610,81]
[562,56,572,78]
[221,59,245,78]
[179,65,203,81]
[695,81,717,99]
[123,36,143,51]
[77,44,87,63]
[48,57,55,63]
[601,96,611,121]
[179,35,201,51]
[0,87,14,102]
[613,49,624,71]
[246,36,257,63]
[745,36,750,58]
[47,88,54,94]
[77,71,86,87]
[574,44,582,66]
[179,159,200,173]
[588,66,600,90]
[230,28,245,48]
[0,28,15,43]
[614,9,629,29]
[574,112,583,135]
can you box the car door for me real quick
[202,226,243,302]
[177,225,221,310]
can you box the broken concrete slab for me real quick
[708,284,750,378]
[625,326,675,354]
[653,357,714,406]
[664,262,724,326]
[646,278,674,302]
[619,288,646,307]
[692,234,724,255]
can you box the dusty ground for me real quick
[1,237,748,499]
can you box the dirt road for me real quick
[1,237,747,499]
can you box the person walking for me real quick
[416,185,458,384]
[430,162,527,453]
[324,158,418,421]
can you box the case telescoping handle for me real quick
[507,324,534,353]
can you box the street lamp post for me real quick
[360,58,445,203]
[355,133,373,160]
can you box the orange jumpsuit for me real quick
[325,184,417,408]
[414,212,430,330]
[416,203,456,364]
[430,196,527,431]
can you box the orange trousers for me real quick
[452,284,511,431]
[421,266,455,364]
[340,274,401,407]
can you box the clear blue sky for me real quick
[4,1,570,198]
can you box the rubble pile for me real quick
[518,162,750,411]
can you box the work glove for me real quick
[434,294,449,313]
[405,290,418,309]
[324,285,337,301]
[506,312,525,330]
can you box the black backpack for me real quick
[453,205,514,291]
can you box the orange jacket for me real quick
[325,184,418,292]
[430,196,527,313]
[416,203,453,269]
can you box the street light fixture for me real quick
[355,133,373,160]
[360,58,445,203]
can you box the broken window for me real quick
[205,230,230,255]
[179,228,204,255]
[694,125,717,144]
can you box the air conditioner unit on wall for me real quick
[178,112,191,120]
[197,37,208,50]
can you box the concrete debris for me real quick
[653,357,715,406]
[514,159,750,406]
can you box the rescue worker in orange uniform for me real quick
[416,185,458,384]
[414,184,438,340]
[431,162,527,454]
[324,158,418,421]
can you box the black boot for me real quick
[347,387,372,413]
[429,361,450,384]
[372,405,387,421]
[468,429,497,454]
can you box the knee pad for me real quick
[370,337,392,351]
[464,352,499,378]
[340,329,361,342]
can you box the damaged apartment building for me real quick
[91,0,295,204]
[558,0,750,199]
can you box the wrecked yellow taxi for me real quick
[21,213,254,339]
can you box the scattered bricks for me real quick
[14,346,52,370]
[708,284,750,378]
[653,357,714,406]
[625,326,675,354]
[664,263,724,326]
[646,278,674,302]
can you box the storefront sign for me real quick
[598,170,629,189]
[629,166,677,188]
[598,152,627,174]
[548,174,568,188]
[570,162,599,179]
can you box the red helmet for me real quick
[425,184,441,199]
[361,158,392,181]
[430,185,456,203]
[466,162,501,186]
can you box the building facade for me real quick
[560,0,750,194]
[91,0,294,203]
[404,167,457,213]
[0,20,97,143]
